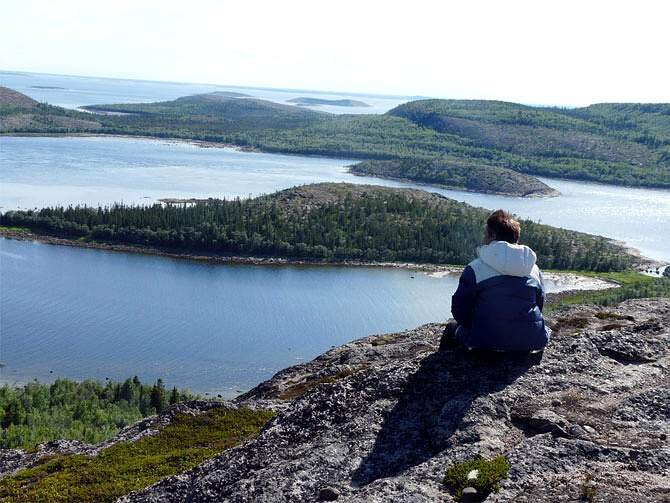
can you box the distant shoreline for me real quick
[348,168,561,199]
[0,228,618,291]
[0,227,461,273]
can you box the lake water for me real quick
[0,238,578,395]
[2,136,669,262]
[1,135,669,394]
[0,70,411,115]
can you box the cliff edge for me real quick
[118,298,669,502]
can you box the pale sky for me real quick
[1,0,668,105]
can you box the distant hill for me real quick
[83,92,326,131]
[0,86,38,107]
[288,97,370,107]
[0,86,100,132]
[2,85,669,192]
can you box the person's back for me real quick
[444,209,550,352]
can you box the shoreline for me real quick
[0,228,619,291]
[0,131,260,153]
[0,228,462,273]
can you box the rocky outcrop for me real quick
[119,298,670,502]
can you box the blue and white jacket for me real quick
[451,241,550,352]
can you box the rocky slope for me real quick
[2,299,667,501]
[111,298,670,502]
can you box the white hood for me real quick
[477,241,537,277]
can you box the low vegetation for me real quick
[0,377,197,450]
[0,184,633,271]
[443,455,510,500]
[0,407,274,503]
[546,272,670,312]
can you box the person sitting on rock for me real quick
[441,209,551,353]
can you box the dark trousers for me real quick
[440,319,465,351]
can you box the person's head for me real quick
[484,209,520,244]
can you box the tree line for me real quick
[1,187,632,272]
[0,377,195,449]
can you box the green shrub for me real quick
[0,377,198,450]
[444,455,510,500]
[0,407,274,503]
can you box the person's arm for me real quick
[451,266,477,327]
[537,270,546,312]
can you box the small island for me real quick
[30,85,66,90]
[287,97,370,107]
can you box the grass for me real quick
[443,455,510,500]
[546,271,670,313]
[0,407,274,503]
[0,225,30,232]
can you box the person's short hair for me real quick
[486,209,520,244]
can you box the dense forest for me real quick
[0,377,196,449]
[350,159,558,196]
[0,183,633,272]
[2,86,669,191]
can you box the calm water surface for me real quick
[1,135,669,393]
[0,238,577,395]
[0,238,457,395]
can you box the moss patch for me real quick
[0,407,274,503]
[370,334,400,347]
[279,366,366,401]
[552,315,591,333]
[444,455,510,500]
[594,311,635,321]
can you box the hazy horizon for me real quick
[3,68,663,109]
[2,0,669,107]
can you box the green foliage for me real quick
[0,377,197,450]
[0,184,632,271]
[443,455,510,499]
[0,407,274,503]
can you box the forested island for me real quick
[0,183,633,271]
[2,86,669,194]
